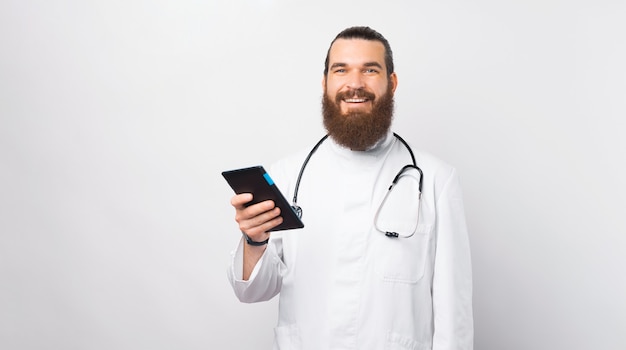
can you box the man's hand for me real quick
[231,193,283,280]
[231,193,283,244]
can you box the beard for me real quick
[322,82,394,151]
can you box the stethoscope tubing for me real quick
[291,133,422,226]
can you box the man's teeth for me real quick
[344,98,367,103]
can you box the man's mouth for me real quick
[335,89,376,113]
[343,98,369,103]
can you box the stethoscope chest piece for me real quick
[291,204,303,219]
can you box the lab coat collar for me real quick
[328,130,395,162]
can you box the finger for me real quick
[241,200,277,218]
[231,193,253,209]
[241,214,284,238]
[238,205,281,229]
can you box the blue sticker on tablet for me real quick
[263,173,274,186]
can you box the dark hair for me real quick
[323,26,394,76]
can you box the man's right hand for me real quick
[230,193,283,243]
[231,193,283,280]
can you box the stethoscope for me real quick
[290,133,423,238]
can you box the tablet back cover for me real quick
[222,166,304,231]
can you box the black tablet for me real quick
[222,165,304,231]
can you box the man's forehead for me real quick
[328,38,386,64]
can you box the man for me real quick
[227,26,473,350]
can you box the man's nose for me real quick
[346,72,365,89]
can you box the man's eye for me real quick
[364,69,378,74]
[334,69,346,73]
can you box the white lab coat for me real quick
[228,131,473,350]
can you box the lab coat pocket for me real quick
[385,331,431,350]
[273,324,301,350]
[375,224,433,284]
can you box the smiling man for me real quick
[322,36,397,151]
[227,26,474,350]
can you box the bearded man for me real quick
[227,26,474,350]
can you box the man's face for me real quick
[322,38,398,150]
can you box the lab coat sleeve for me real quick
[432,168,474,350]
[227,237,286,303]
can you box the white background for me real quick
[1,1,625,349]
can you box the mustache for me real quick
[335,88,376,102]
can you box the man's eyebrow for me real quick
[364,62,383,69]
[330,62,384,69]
[330,62,347,69]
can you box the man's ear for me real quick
[389,72,398,93]
[322,75,326,89]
